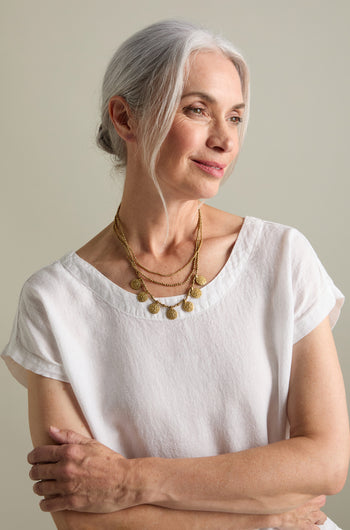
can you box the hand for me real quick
[28,427,137,513]
[273,495,327,529]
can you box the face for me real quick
[156,51,245,201]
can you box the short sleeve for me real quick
[291,230,344,343]
[1,277,69,387]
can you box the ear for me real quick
[108,96,136,142]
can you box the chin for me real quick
[165,174,222,202]
[197,181,222,200]
[199,190,220,201]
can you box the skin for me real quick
[26,51,349,529]
[27,377,327,530]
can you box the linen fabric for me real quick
[1,217,344,529]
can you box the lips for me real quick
[194,160,226,169]
[192,159,227,178]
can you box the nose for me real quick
[206,121,235,152]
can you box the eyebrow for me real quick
[181,91,245,110]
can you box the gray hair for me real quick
[97,19,250,201]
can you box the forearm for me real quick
[135,436,342,514]
[132,318,349,516]
[52,506,274,530]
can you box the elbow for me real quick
[325,461,349,496]
[323,438,350,496]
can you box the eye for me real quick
[184,106,206,116]
[229,116,243,125]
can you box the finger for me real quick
[34,478,80,498]
[314,495,327,508]
[308,508,327,526]
[28,445,62,464]
[304,495,326,510]
[33,480,60,497]
[316,512,327,524]
[39,494,84,513]
[29,463,58,481]
[49,426,92,445]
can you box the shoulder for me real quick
[204,205,305,242]
[205,206,312,254]
[249,217,343,301]
[234,215,332,287]
[246,216,315,256]
[20,253,77,307]
[202,206,318,267]
[248,218,332,285]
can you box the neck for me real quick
[118,168,202,257]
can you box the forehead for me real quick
[183,51,243,100]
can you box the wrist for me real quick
[126,456,162,506]
[263,513,281,528]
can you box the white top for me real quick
[1,217,344,529]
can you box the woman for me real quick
[2,20,349,530]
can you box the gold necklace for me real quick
[115,206,201,279]
[114,209,203,288]
[113,208,207,320]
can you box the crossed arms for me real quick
[27,317,350,529]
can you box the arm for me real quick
[133,317,349,514]
[27,371,280,530]
[40,317,343,517]
[27,372,327,530]
[43,502,327,530]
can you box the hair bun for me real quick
[97,125,114,154]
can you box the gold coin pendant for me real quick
[148,302,160,314]
[166,308,178,320]
[190,287,202,299]
[130,278,142,290]
[182,300,194,312]
[137,291,148,302]
[196,275,207,286]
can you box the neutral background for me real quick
[1,1,349,528]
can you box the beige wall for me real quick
[1,0,349,527]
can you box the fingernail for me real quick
[50,426,60,433]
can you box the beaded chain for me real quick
[113,207,207,320]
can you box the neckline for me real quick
[61,216,262,320]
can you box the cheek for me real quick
[234,135,241,155]
[167,122,204,155]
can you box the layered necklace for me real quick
[113,207,207,320]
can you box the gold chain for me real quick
[114,210,202,288]
[114,206,202,278]
[112,207,207,320]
